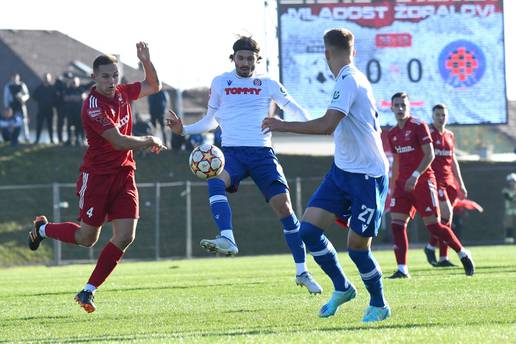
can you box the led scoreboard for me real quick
[278,0,507,125]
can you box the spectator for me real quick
[63,77,86,146]
[33,73,57,144]
[0,107,22,146]
[133,112,154,158]
[3,73,30,142]
[502,173,516,244]
[54,74,68,144]
[147,89,169,145]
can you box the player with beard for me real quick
[166,36,322,294]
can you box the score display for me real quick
[278,0,507,125]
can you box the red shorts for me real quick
[437,183,458,206]
[390,177,440,219]
[76,168,139,226]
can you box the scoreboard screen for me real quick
[278,0,507,125]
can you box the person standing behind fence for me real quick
[0,107,22,146]
[27,42,166,313]
[148,89,169,146]
[33,73,57,144]
[166,35,323,295]
[63,76,86,146]
[54,75,68,144]
[502,173,516,244]
[3,73,30,142]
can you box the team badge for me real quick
[439,40,486,88]
[254,79,262,86]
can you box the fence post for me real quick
[295,177,303,219]
[52,183,62,266]
[186,181,192,259]
[155,182,161,261]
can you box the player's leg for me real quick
[416,179,474,275]
[434,196,455,267]
[269,191,321,294]
[346,173,390,322]
[200,170,239,255]
[28,172,109,250]
[302,207,356,317]
[250,148,319,292]
[389,212,412,278]
[425,186,450,266]
[201,149,246,255]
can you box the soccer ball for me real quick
[188,144,225,180]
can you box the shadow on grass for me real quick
[10,280,268,298]
[5,318,515,343]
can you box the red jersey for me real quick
[80,82,141,174]
[430,124,455,186]
[387,116,434,182]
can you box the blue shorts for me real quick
[307,163,388,237]
[222,146,289,202]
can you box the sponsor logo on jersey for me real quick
[435,149,452,156]
[224,87,262,95]
[226,80,232,86]
[279,86,287,95]
[253,79,262,86]
[88,108,101,118]
[394,145,415,154]
[333,91,340,100]
[116,114,130,129]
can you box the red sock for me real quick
[391,221,408,265]
[87,242,124,288]
[45,222,80,244]
[428,235,438,247]
[426,223,462,252]
[439,219,450,258]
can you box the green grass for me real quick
[0,246,515,343]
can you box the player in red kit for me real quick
[386,92,474,279]
[423,104,469,267]
[27,42,166,313]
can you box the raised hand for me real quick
[165,109,184,135]
[136,42,151,62]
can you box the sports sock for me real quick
[397,264,409,275]
[391,220,408,265]
[426,223,462,252]
[281,214,307,274]
[438,218,450,258]
[428,235,438,248]
[300,222,350,292]
[208,178,233,239]
[87,241,124,288]
[44,222,80,244]
[348,249,385,307]
[83,283,96,293]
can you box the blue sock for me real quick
[348,249,385,307]
[208,178,232,234]
[300,222,350,291]
[281,214,306,265]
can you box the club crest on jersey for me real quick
[254,79,262,86]
[226,80,233,86]
[404,130,412,140]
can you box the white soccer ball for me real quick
[188,144,225,180]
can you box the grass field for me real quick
[1,246,515,343]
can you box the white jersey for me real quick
[204,70,309,147]
[327,64,389,177]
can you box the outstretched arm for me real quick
[166,108,218,136]
[262,108,344,135]
[102,127,166,153]
[136,42,161,98]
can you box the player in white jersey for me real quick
[262,28,391,322]
[167,36,322,294]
